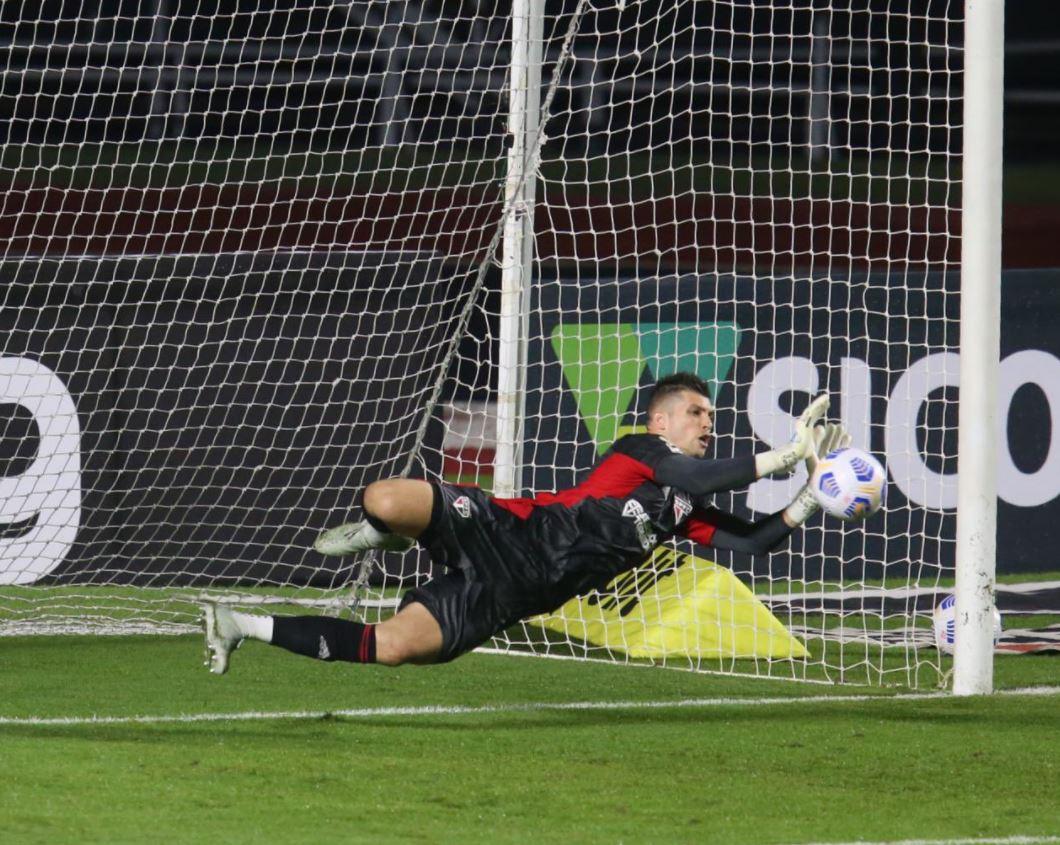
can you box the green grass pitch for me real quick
[1,635,1059,844]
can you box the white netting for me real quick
[1,1,962,686]
[482,2,961,686]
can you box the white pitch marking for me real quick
[792,837,1060,845]
[1,686,1057,728]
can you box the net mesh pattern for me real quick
[0,1,962,686]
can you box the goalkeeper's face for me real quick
[650,390,715,457]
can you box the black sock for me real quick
[270,616,377,663]
[363,512,393,534]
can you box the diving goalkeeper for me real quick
[201,373,848,673]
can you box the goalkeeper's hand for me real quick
[754,393,830,478]
[804,422,853,478]
[784,423,853,527]
[783,483,820,527]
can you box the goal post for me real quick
[496,0,545,500]
[954,0,1005,697]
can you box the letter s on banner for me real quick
[0,358,81,585]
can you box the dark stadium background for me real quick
[1,1,1057,582]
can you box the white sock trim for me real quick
[231,610,274,643]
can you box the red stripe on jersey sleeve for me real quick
[492,497,535,519]
[677,515,718,547]
[492,451,653,518]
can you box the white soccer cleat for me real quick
[201,601,243,675]
[313,521,415,556]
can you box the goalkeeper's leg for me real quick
[201,600,442,674]
[314,479,433,556]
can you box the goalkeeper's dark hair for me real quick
[647,372,712,415]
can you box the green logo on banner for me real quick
[550,323,742,455]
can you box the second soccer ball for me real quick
[810,447,887,521]
[932,594,1003,654]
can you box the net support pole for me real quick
[954,0,1005,696]
[807,9,832,166]
[495,0,544,498]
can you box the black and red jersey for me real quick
[419,432,763,614]
[418,434,787,635]
[417,433,769,624]
[493,433,726,548]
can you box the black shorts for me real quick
[399,482,542,662]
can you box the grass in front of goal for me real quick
[4,577,1056,689]
[1,634,1058,845]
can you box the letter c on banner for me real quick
[997,349,1060,507]
[0,358,81,585]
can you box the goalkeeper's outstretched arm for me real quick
[695,507,797,554]
[653,393,832,497]
[654,453,758,497]
[689,492,817,555]
[753,393,830,478]
[685,421,853,554]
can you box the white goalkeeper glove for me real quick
[754,393,830,478]
[784,422,853,527]
[783,484,820,527]
[804,422,853,478]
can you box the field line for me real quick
[793,837,1060,845]
[1,685,1057,728]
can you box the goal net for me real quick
[1,1,962,686]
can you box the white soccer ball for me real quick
[810,447,887,521]
[932,594,1003,654]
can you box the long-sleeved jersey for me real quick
[481,433,760,607]
[412,433,798,660]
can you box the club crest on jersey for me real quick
[622,499,658,551]
[452,495,471,519]
[672,492,693,525]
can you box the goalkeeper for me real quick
[201,373,849,673]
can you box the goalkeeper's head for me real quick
[646,372,714,458]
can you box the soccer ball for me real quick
[932,594,1003,654]
[810,447,887,521]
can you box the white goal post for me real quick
[954,0,1004,696]
[0,0,1004,692]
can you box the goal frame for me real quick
[495,0,1006,695]
[0,1,1006,692]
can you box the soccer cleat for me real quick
[201,601,243,675]
[313,521,415,556]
